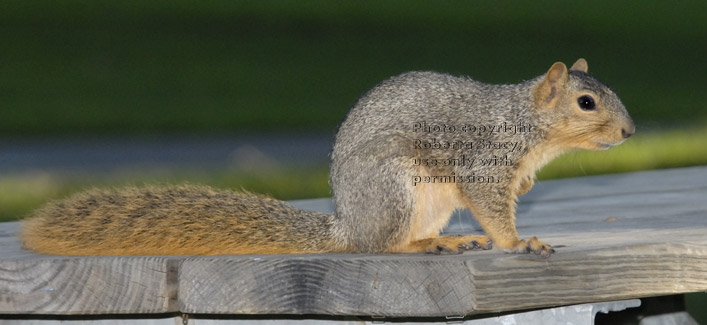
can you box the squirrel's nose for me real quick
[621,123,635,139]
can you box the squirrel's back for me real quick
[21,185,340,256]
[339,71,533,128]
[331,71,542,165]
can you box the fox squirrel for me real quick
[21,59,634,257]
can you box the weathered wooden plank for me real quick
[178,167,707,316]
[1,166,706,316]
[178,255,478,317]
[0,256,179,314]
[470,242,707,313]
[0,222,179,314]
[177,241,707,317]
[448,166,707,240]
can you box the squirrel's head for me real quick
[532,58,635,151]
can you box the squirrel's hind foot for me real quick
[401,235,492,255]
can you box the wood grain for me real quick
[0,223,179,314]
[177,241,707,316]
[179,255,478,317]
[1,166,706,316]
[0,246,179,314]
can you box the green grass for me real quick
[538,124,707,179]
[4,126,706,222]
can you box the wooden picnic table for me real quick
[0,166,705,320]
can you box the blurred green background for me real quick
[2,0,706,217]
[1,1,707,320]
[2,1,706,136]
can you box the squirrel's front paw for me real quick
[504,236,554,257]
[518,176,534,195]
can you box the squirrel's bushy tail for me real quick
[21,185,341,256]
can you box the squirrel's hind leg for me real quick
[398,235,492,254]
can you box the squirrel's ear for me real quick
[535,62,568,107]
[570,58,588,73]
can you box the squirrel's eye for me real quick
[577,95,596,111]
